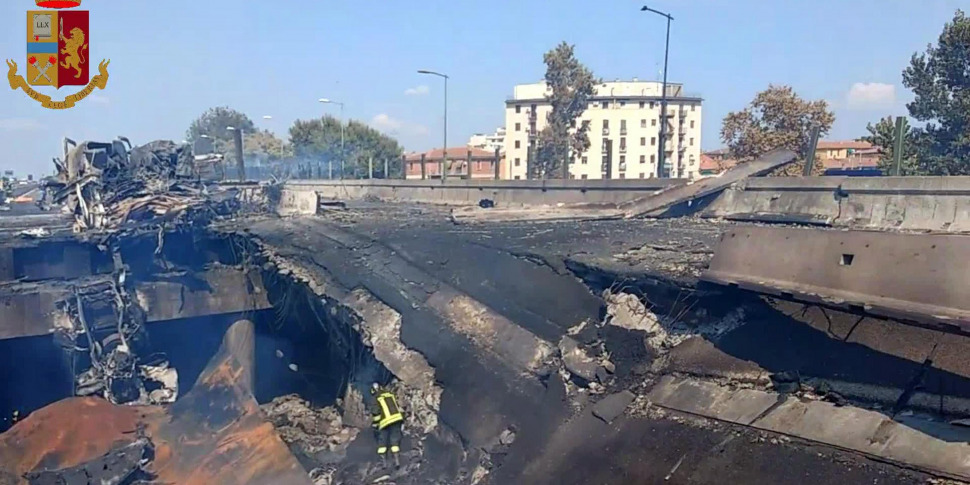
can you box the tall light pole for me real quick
[262,115,285,160]
[319,98,345,179]
[641,5,673,178]
[226,126,245,181]
[418,69,449,181]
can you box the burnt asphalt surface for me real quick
[222,205,969,484]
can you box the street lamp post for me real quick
[641,5,673,178]
[226,126,246,181]
[319,98,345,179]
[417,69,449,181]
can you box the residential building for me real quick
[504,80,703,180]
[468,127,506,154]
[816,140,874,160]
[699,154,737,177]
[405,147,503,180]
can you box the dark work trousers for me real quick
[376,421,403,455]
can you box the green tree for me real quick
[186,106,256,145]
[860,117,918,175]
[901,9,970,175]
[533,42,596,179]
[243,129,292,163]
[186,107,256,167]
[721,85,835,166]
[289,116,404,178]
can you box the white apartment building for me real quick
[468,127,506,153]
[504,80,703,180]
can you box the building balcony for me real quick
[619,146,627,153]
[620,128,627,136]
[602,128,610,136]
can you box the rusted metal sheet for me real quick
[702,226,970,335]
[0,320,313,485]
[620,148,797,218]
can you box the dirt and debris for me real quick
[261,394,360,459]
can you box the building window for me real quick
[514,175,520,180]
[619,173,626,179]
[651,155,656,163]
[650,102,655,109]
[691,105,696,112]
[620,100,626,107]
[619,155,626,167]
[690,138,694,146]
[651,137,656,146]
[603,120,609,129]
[639,101,645,109]
[640,155,645,164]
[640,119,647,128]
[514,158,520,167]
[620,119,627,130]
[581,174,588,180]
[639,173,645,179]
[651,119,657,127]
[582,156,588,165]
[515,140,520,149]
[531,103,537,111]
[515,123,521,131]
[690,120,695,129]
[640,137,646,146]
[516,105,521,113]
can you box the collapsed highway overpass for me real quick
[5,144,970,484]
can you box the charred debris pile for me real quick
[40,137,239,232]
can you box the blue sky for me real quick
[0,0,964,176]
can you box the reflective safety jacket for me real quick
[371,391,404,430]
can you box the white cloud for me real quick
[404,84,430,96]
[371,113,428,136]
[0,118,43,132]
[846,82,896,109]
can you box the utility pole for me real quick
[641,5,673,178]
[418,70,449,182]
[319,98,345,179]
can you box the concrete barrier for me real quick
[276,188,319,216]
[703,176,970,233]
[285,179,681,207]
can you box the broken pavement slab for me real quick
[646,375,970,480]
[619,148,797,218]
[591,390,635,424]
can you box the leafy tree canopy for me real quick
[289,116,404,178]
[534,42,596,179]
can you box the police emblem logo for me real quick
[6,0,109,109]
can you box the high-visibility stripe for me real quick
[376,393,404,430]
[390,445,400,453]
[377,447,387,454]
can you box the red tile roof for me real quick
[699,154,738,172]
[817,140,873,150]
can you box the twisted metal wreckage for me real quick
[0,138,311,484]
[42,138,239,406]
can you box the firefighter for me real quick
[370,382,404,468]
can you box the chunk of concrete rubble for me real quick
[604,291,660,333]
[592,391,636,424]
[559,336,600,382]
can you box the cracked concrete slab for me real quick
[647,375,970,480]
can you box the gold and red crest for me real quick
[6,0,109,109]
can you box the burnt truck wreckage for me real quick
[3,139,970,484]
